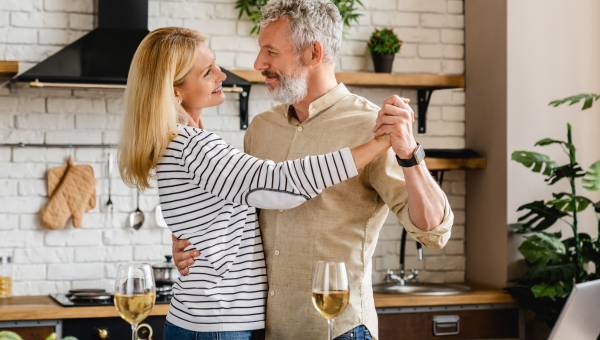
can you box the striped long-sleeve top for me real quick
[157,124,358,332]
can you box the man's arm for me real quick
[373,95,447,231]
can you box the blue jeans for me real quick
[334,325,373,340]
[163,321,265,340]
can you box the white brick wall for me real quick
[0,0,465,295]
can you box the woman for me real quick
[118,27,391,340]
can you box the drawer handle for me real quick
[432,315,460,336]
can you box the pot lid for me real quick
[152,255,177,269]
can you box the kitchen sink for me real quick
[372,282,473,295]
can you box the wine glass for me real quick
[114,264,156,340]
[312,261,350,340]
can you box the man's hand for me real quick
[172,234,199,276]
[372,95,418,159]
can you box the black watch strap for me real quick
[396,144,425,167]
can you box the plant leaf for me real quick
[545,163,585,185]
[535,138,576,154]
[512,151,558,175]
[547,192,592,212]
[509,264,576,285]
[518,233,565,267]
[514,201,569,233]
[582,160,600,191]
[549,93,600,111]
[531,281,565,298]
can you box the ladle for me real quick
[129,190,145,230]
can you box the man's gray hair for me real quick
[261,0,343,64]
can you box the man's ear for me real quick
[308,41,324,67]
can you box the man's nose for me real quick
[254,53,268,71]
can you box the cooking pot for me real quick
[152,255,179,287]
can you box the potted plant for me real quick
[367,28,402,73]
[506,93,600,329]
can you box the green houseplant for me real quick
[235,0,365,35]
[507,93,600,327]
[367,28,402,73]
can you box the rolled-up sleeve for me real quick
[369,148,453,249]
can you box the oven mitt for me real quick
[47,164,95,211]
[40,157,97,230]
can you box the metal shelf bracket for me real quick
[238,85,251,130]
[417,88,435,134]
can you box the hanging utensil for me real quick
[105,151,114,228]
[129,190,145,230]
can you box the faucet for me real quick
[382,228,423,285]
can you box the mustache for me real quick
[261,70,279,79]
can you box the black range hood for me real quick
[18,0,252,129]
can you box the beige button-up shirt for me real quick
[244,83,454,340]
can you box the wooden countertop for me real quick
[1,287,514,321]
[230,70,465,89]
[0,296,170,321]
[373,286,515,308]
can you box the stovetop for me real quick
[50,293,172,307]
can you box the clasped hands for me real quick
[373,95,418,160]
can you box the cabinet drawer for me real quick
[378,307,520,340]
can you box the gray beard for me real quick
[266,68,309,105]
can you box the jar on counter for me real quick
[0,256,12,298]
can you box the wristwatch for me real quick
[396,143,425,167]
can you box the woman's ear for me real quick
[173,87,183,105]
[309,41,324,66]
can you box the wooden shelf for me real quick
[0,61,18,77]
[427,157,486,171]
[230,70,464,89]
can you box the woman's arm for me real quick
[171,127,390,210]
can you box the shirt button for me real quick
[297,126,303,131]
[275,250,280,255]
[270,291,275,296]
[279,209,283,213]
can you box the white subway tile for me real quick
[14,247,73,263]
[74,246,105,262]
[445,271,465,282]
[445,240,464,255]
[47,97,106,114]
[18,179,46,196]
[39,29,70,45]
[133,245,171,261]
[19,214,44,230]
[0,179,17,196]
[447,1,464,14]
[105,246,133,262]
[4,45,60,63]
[45,131,103,144]
[371,12,418,27]
[12,281,70,296]
[0,163,46,179]
[0,230,43,247]
[0,27,38,44]
[16,113,73,130]
[425,255,465,270]
[0,214,18,229]
[442,106,465,121]
[442,59,464,75]
[441,29,464,44]
[184,19,237,35]
[47,263,104,280]
[14,263,47,280]
[44,0,94,13]
[45,229,102,246]
[397,0,446,13]
[103,229,136,245]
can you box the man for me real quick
[173,0,453,339]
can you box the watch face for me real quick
[415,145,425,164]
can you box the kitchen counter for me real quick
[0,286,514,322]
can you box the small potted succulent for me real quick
[367,28,402,73]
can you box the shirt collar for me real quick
[285,83,350,124]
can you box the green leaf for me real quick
[518,233,566,267]
[535,138,576,154]
[531,281,565,298]
[547,192,592,212]
[511,151,558,176]
[549,93,600,111]
[513,201,569,233]
[545,163,585,185]
[510,264,576,285]
[582,160,600,191]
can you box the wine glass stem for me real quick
[327,318,334,340]
[131,323,138,340]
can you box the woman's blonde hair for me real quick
[118,27,208,191]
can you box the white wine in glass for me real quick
[312,261,350,340]
[114,264,156,340]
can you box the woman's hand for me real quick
[172,234,199,276]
